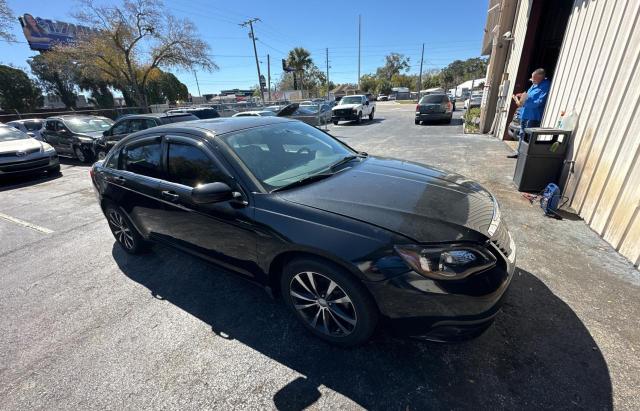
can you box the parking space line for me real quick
[0,212,54,234]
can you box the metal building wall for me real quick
[542,0,640,267]
[493,0,532,139]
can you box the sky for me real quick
[2,0,489,96]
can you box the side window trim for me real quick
[164,134,233,181]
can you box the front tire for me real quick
[356,112,362,124]
[281,258,378,347]
[74,145,93,163]
[104,204,149,254]
[333,120,339,125]
[368,108,375,120]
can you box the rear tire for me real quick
[281,257,378,347]
[368,108,375,120]
[333,121,339,125]
[414,119,420,125]
[104,203,149,254]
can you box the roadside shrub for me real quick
[464,107,481,133]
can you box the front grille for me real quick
[334,109,353,116]
[0,157,49,172]
[0,147,40,158]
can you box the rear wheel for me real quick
[281,258,378,347]
[333,120,339,125]
[104,204,149,254]
[368,108,375,120]
[414,119,420,125]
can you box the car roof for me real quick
[125,116,295,140]
[45,114,110,120]
[119,112,195,120]
[7,118,44,123]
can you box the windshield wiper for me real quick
[271,173,335,192]
[329,154,365,171]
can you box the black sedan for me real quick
[90,117,515,346]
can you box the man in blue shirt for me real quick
[507,68,551,158]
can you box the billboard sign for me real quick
[18,13,98,51]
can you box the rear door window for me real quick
[45,120,56,131]
[166,142,224,187]
[111,120,129,135]
[122,139,162,178]
[419,95,446,104]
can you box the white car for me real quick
[0,124,60,177]
[232,110,277,117]
[6,118,45,140]
[464,94,483,109]
[331,94,376,124]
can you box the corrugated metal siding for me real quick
[542,0,640,266]
[494,0,532,139]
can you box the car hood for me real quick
[0,138,43,153]
[276,157,496,243]
[77,131,104,139]
[333,104,360,110]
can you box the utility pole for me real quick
[418,43,424,99]
[193,69,201,98]
[267,54,271,102]
[326,48,330,101]
[240,18,264,102]
[357,14,361,90]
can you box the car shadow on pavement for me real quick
[334,118,384,127]
[0,171,62,191]
[419,117,463,127]
[113,244,612,410]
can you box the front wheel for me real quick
[281,258,378,347]
[414,119,420,125]
[333,120,339,125]
[368,108,375,120]
[356,112,362,124]
[74,145,93,163]
[96,150,108,161]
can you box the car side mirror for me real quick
[365,101,370,105]
[191,182,234,204]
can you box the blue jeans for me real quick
[517,119,540,153]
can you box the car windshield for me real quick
[420,95,446,104]
[66,117,114,133]
[23,120,44,131]
[340,96,363,105]
[219,121,355,190]
[0,126,30,142]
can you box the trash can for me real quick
[513,127,572,192]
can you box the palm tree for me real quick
[287,47,313,92]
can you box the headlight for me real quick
[42,143,55,152]
[394,244,497,280]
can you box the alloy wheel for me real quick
[108,209,134,250]
[289,271,357,337]
[74,146,86,162]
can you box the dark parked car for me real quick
[0,124,59,178]
[94,112,198,160]
[415,94,453,124]
[165,107,220,119]
[91,117,515,346]
[41,115,114,163]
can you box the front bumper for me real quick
[0,153,59,176]
[332,112,359,121]
[365,239,516,342]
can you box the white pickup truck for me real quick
[331,94,375,125]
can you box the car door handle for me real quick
[161,190,180,202]
[113,176,126,184]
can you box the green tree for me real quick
[359,74,377,93]
[28,54,80,109]
[376,78,392,95]
[146,69,188,104]
[0,0,15,41]
[376,53,411,81]
[390,73,416,89]
[286,47,313,90]
[59,0,216,109]
[0,65,42,112]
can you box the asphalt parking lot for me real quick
[1,103,639,410]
